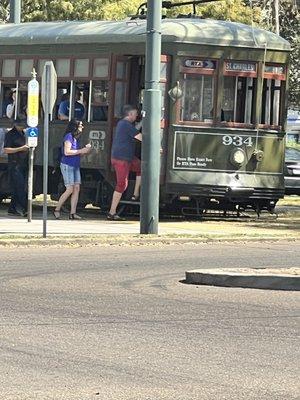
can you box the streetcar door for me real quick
[109,55,144,156]
[106,56,132,184]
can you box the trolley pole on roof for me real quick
[9,0,21,23]
[140,0,162,234]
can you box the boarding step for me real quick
[119,200,140,205]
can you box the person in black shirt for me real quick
[4,118,29,216]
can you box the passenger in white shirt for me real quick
[6,90,16,119]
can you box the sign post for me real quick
[27,69,39,223]
[140,0,162,234]
[26,127,39,222]
[41,61,57,238]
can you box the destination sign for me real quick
[264,65,285,74]
[184,59,216,69]
[225,62,256,73]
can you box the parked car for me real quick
[285,147,300,195]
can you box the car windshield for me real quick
[285,147,300,161]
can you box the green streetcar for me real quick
[0,14,291,215]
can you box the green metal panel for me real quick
[167,125,285,190]
[31,122,109,170]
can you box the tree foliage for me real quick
[165,0,261,24]
[0,0,261,23]
[0,0,143,22]
[246,0,299,106]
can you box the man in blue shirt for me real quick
[58,88,85,121]
[108,104,142,221]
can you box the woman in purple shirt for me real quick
[53,119,91,220]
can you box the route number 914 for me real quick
[222,135,253,147]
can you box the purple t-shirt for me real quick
[61,133,80,168]
[111,119,139,162]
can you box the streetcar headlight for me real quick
[230,148,246,166]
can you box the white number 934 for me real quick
[222,135,253,147]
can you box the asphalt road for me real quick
[0,242,299,400]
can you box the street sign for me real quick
[26,124,39,222]
[27,70,39,127]
[26,127,39,148]
[41,61,57,114]
[27,137,38,148]
[26,127,39,137]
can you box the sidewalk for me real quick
[0,205,299,242]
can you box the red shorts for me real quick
[111,157,141,193]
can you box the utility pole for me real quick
[9,0,21,23]
[274,0,280,35]
[140,0,162,234]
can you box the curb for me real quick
[0,236,299,248]
[185,268,300,291]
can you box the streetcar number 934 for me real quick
[222,135,253,147]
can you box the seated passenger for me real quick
[58,89,85,121]
[2,88,14,118]
[6,89,16,119]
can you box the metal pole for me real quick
[140,0,162,234]
[43,65,50,238]
[274,0,280,35]
[27,147,34,222]
[9,0,21,23]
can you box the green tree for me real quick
[247,0,300,106]
[0,0,142,22]
[165,0,261,24]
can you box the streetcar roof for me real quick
[0,18,290,51]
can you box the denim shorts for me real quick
[60,163,81,186]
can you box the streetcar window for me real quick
[56,59,71,78]
[261,79,282,126]
[2,59,16,78]
[261,64,286,127]
[90,81,109,122]
[74,59,90,78]
[222,76,256,124]
[56,83,71,120]
[114,81,126,118]
[55,80,109,122]
[56,82,87,121]
[0,85,16,118]
[0,82,28,120]
[75,82,88,120]
[20,59,34,77]
[93,58,109,78]
[116,62,127,80]
[38,59,51,76]
[180,74,214,122]
[160,82,167,120]
[17,81,28,119]
[160,62,167,80]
